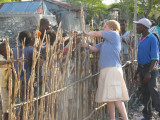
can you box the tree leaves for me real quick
[66,0,108,25]
[0,0,20,3]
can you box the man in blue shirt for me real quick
[134,18,160,120]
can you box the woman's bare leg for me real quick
[115,101,128,120]
[107,102,116,120]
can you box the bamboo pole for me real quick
[5,39,12,120]
[133,0,137,60]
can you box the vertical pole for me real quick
[133,0,137,60]
[81,2,86,44]
[6,39,12,120]
[81,2,85,32]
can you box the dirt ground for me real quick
[129,76,160,120]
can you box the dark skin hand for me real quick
[143,71,151,83]
[143,60,157,83]
[134,60,157,84]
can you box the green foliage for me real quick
[0,0,20,3]
[66,0,109,25]
[107,3,121,11]
[137,0,160,17]
[0,0,11,2]
[150,0,160,18]
[108,0,160,30]
[67,0,160,29]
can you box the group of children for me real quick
[0,18,58,120]
[0,17,78,119]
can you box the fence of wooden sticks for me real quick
[0,24,138,120]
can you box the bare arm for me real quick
[85,31,102,37]
[149,60,157,71]
[83,43,99,53]
[81,31,102,52]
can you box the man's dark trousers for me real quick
[139,64,160,120]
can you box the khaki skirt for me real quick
[95,67,129,103]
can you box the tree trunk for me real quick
[133,0,137,60]
[145,0,153,18]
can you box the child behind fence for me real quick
[12,31,34,119]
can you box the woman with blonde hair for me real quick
[83,20,129,120]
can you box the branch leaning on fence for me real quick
[122,60,137,68]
